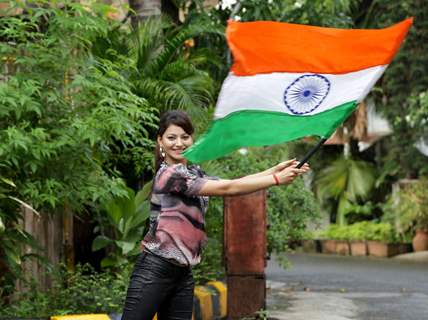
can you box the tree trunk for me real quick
[128,0,162,27]
[161,0,179,24]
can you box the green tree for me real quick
[211,0,353,26]
[350,0,428,178]
[0,0,157,290]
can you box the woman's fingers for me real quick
[276,164,310,185]
[275,159,297,171]
[273,160,310,184]
[299,163,310,173]
[283,158,297,165]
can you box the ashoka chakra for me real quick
[283,74,330,114]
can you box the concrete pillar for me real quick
[224,190,267,318]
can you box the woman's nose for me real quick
[175,138,183,146]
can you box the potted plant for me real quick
[319,225,350,255]
[395,180,428,252]
[347,222,369,256]
[366,222,402,257]
[333,225,351,256]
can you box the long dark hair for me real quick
[154,110,194,172]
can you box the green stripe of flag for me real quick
[184,101,357,162]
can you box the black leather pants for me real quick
[121,251,194,320]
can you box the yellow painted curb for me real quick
[207,281,227,317]
[51,315,110,320]
[52,314,157,320]
[194,285,213,320]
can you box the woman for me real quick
[121,110,309,320]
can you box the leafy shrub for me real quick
[347,221,370,241]
[365,222,398,243]
[395,179,428,233]
[301,230,316,240]
[319,224,349,241]
[319,221,399,243]
[92,185,151,269]
[0,263,131,317]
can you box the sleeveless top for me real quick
[142,162,216,266]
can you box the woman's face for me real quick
[158,124,193,165]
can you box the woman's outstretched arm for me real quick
[198,162,309,196]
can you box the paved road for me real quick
[265,253,428,320]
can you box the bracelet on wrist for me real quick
[273,173,280,185]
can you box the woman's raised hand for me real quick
[274,161,310,185]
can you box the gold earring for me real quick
[160,146,165,158]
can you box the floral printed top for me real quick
[142,162,216,266]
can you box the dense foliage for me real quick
[392,179,428,234]
[350,0,428,178]
[0,2,156,209]
[215,0,353,26]
[0,263,131,317]
[0,1,157,290]
[319,221,401,243]
[91,184,151,269]
[315,157,377,225]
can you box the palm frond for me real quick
[145,20,224,77]
[186,47,226,71]
[316,158,377,202]
[134,78,198,112]
[176,74,213,106]
[91,27,130,61]
[128,18,169,77]
[134,78,167,106]
[135,58,213,114]
[347,159,376,201]
[159,59,199,80]
[161,81,199,110]
[316,157,377,225]
[316,158,348,200]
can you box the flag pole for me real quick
[296,138,327,168]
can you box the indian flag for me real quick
[184,18,413,163]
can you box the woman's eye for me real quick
[182,135,190,140]
[167,136,176,141]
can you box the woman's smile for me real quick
[158,124,194,165]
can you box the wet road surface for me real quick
[266,253,428,320]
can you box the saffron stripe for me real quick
[227,18,413,75]
[184,101,356,162]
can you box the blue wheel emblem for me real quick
[283,74,330,114]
